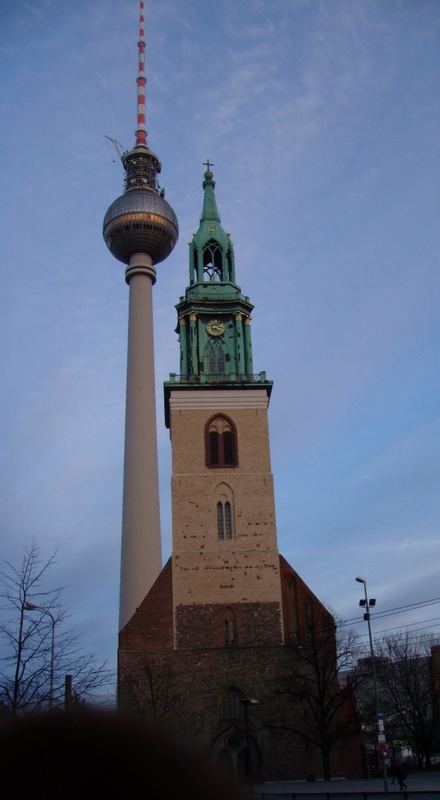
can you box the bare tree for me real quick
[374,632,440,769]
[0,542,113,714]
[120,657,179,721]
[270,614,364,780]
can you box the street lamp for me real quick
[355,577,388,793]
[24,602,56,710]
[240,697,260,789]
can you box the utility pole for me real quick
[355,577,389,793]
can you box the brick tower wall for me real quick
[169,388,284,648]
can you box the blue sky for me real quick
[1,0,440,692]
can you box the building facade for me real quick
[118,168,364,781]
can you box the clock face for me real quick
[206,319,225,337]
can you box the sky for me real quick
[1,0,440,698]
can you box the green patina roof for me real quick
[200,169,220,222]
[192,169,231,251]
[161,163,271,426]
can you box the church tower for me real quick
[164,167,284,650]
[118,166,362,782]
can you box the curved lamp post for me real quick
[24,602,56,710]
[355,577,388,793]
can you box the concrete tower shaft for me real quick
[103,1,178,631]
[119,253,161,632]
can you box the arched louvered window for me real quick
[203,240,223,281]
[206,416,238,468]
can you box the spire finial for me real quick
[135,0,147,147]
[202,159,215,191]
[201,160,220,222]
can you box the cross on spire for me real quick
[203,159,214,171]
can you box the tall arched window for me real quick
[206,415,238,468]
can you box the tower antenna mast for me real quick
[135,0,147,147]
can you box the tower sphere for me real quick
[103,188,178,266]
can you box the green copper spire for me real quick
[189,167,234,284]
[163,164,272,427]
[200,168,220,223]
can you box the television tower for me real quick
[103,1,178,631]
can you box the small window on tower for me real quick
[214,483,235,542]
[205,415,238,468]
[220,689,244,718]
[224,617,236,645]
[224,502,232,538]
[217,499,234,540]
[205,340,225,377]
[217,501,224,539]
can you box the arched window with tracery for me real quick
[204,340,225,376]
[206,415,238,468]
[203,240,223,281]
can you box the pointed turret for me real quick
[200,168,220,222]
[189,166,236,285]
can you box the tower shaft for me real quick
[103,1,178,632]
[120,255,161,630]
[164,169,282,647]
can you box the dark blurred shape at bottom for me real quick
[0,707,249,799]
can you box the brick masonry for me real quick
[119,558,173,651]
[118,554,365,781]
[175,600,282,649]
[169,395,284,629]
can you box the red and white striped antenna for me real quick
[135,0,147,147]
